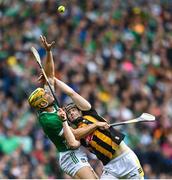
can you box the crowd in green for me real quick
[0,0,172,178]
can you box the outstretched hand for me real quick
[95,122,110,130]
[40,35,55,51]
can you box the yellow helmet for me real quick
[28,88,48,109]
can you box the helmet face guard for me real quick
[28,88,48,109]
[64,103,82,122]
[64,103,78,114]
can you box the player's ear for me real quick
[40,101,48,108]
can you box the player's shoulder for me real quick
[39,111,61,123]
[81,107,97,116]
[82,107,106,122]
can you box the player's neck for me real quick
[45,106,55,112]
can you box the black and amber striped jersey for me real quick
[75,108,125,165]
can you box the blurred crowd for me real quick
[1,0,172,178]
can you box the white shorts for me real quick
[58,147,91,177]
[101,150,144,179]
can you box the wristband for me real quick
[62,119,67,122]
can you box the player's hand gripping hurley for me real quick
[31,46,60,107]
[110,113,155,127]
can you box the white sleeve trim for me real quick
[58,129,64,136]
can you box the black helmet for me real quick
[64,103,83,125]
[64,103,78,113]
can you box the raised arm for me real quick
[54,78,91,111]
[58,108,80,149]
[40,35,55,83]
[39,36,90,110]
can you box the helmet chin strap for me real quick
[71,117,83,126]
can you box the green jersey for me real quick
[38,104,70,152]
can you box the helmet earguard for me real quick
[28,88,48,109]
